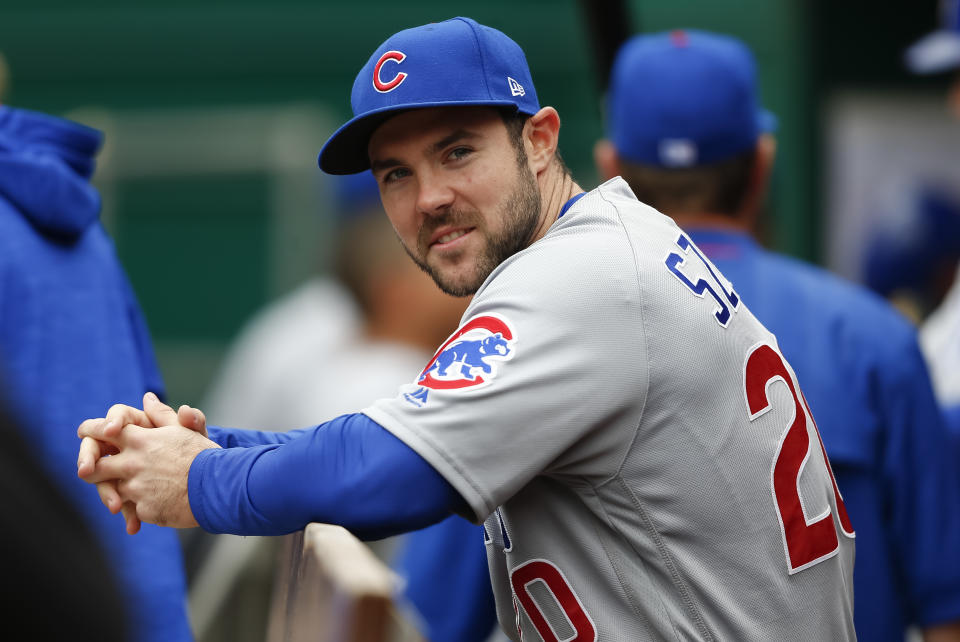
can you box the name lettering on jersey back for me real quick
[665,233,740,327]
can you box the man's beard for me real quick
[405,161,542,297]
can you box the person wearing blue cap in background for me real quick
[0,105,193,639]
[77,17,856,640]
[594,28,960,642]
[872,0,960,443]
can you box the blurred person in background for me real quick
[0,93,192,637]
[0,389,127,642]
[200,177,361,435]
[864,0,960,437]
[201,261,358,432]
[592,29,960,642]
[189,170,467,642]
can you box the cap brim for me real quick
[905,30,960,74]
[318,100,528,175]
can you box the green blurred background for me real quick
[0,0,947,406]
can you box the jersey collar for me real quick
[557,192,587,219]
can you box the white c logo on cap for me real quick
[373,50,407,93]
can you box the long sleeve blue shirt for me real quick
[193,414,464,539]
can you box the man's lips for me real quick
[429,227,474,248]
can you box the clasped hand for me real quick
[76,392,220,534]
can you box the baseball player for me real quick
[77,17,856,640]
[593,29,960,641]
[896,0,960,440]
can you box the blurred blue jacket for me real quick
[0,106,192,642]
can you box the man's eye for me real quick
[384,167,411,183]
[448,147,472,161]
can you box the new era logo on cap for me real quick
[508,77,525,97]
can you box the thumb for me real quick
[178,404,207,437]
[143,391,180,428]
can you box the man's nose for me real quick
[415,174,455,217]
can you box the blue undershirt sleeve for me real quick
[189,413,465,540]
[206,425,306,448]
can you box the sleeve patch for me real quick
[415,314,517,392]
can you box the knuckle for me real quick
[121,475,140,496]
[138,504,160,526]
[118,458,140,480]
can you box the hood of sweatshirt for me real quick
[0,106,104,239]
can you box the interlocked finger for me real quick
[121,502,141,535]
[97,479,123,514]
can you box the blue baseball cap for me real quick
[864,184,960,296]
[905,0,960,74]
[319,17,541,175]
[607,29,776,168]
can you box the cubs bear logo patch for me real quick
[418,314,516,390]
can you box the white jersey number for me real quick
[744,343,855,574]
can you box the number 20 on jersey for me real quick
[745,343,855,574]
[666,232,854,573]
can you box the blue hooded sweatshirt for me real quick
[0,106,192,641]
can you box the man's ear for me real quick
[593,139,621,181]
[524,107,561,174]
[757,132,776,171]
[739,133,777,226]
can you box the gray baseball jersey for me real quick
[364,177,856,641]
